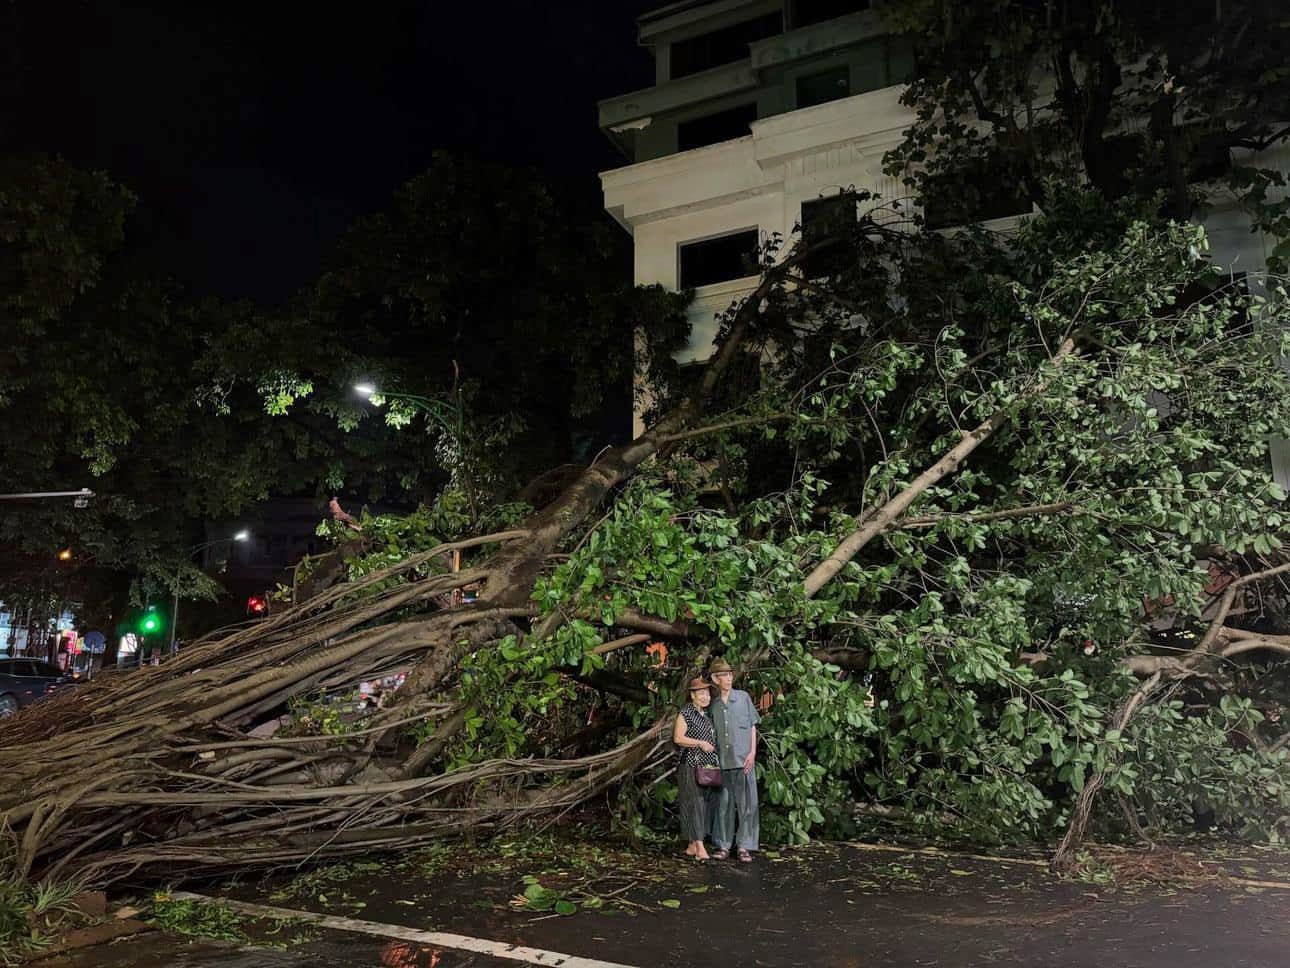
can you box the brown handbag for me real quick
[694,765,723,788]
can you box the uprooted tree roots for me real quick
[0,532,674,884]
[0,244,804,885]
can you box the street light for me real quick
[0,488,94,505]
[168,531,251,655]
[352,382,460,433]
[353,380,476,513]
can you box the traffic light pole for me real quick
[168,534,249,655]
[168,581,180,656]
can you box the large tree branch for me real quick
[591,633,652,656]
[655,413,791,445]
[1218,627,1290,660]
[802,338,1077,599]
[900,501,1078,529]
[613,609,692,639]
[811,646,868,672]
[1052,671,1165,870]
[481,232,851,607]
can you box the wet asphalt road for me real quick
[42,841,1290,968]
[40,932,515,967]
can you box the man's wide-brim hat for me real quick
[708,657,733,675]
[687,676,712,692]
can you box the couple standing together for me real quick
[673,657,760,863]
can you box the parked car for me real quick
[0,658,77,717]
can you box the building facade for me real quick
[601,1,912,378]
[598,0,1289,481]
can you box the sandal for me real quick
[710,848,730,861]
[737,848,753,863]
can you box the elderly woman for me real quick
[673,676,721,861]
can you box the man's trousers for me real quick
[710,767,759,851]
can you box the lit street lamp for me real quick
[168,531,251,655]
[353,379,477,514]
[352,382,462,438]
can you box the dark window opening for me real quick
[796,65,851,108]
[791,0,871,29]
[677,103,757,151]
[923,171,1031,229]
[886,35,917,84]
[670,12,783,79]
[800,192,858,276]
[679,229,761,289]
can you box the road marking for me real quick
[168,892,639,968]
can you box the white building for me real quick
[598,0,1289,486]
[601,1,912,379]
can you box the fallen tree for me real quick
[3,191,1289,885]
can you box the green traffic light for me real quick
[140,612,161,634]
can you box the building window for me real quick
[679,229,760,289]
[670,12,784,79]
[796,65,851,108]
[677,102,758,151]
[800,192,858,276]
[922,169,1031,230]
[790,0,871,29]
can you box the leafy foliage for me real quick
[0,855,88,967]
[0,150,686,632]
[392,190,1290,847]
[1119,695,1290,842]
[886,0,1290,266]
[302,152,691,498]
[150,892,248,943]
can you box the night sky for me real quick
[9,0,659,302]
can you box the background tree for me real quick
[0,152,346,623]
[303,152,690,501]
[0,150,687,638]
[886,0,1290,264]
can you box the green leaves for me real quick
[513,878,579,915]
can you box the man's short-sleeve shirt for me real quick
[711,688,761,769]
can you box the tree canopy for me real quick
[887,0,1290,265]
[0,151,686,631]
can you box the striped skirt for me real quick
[677,763,719,841]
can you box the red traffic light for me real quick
[246,595,268,616]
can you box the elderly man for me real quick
[707,657,761,862]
